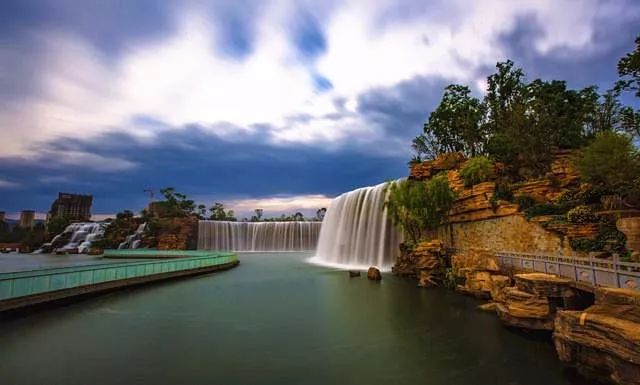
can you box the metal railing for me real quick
[0,252,237,301]
[494,250,640,291]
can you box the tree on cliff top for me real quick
[414,84,486,159]
[385,175,456,244]
[615,35,640,139]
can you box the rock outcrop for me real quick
[495,273,574,331]
[453,248,502,298]
[392,240,445,287]
[554,288,640,385]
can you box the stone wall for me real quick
[438,214,573,254]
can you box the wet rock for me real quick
[478,302,497,312]
[554,288,640,385]
[417,270,438,287]
[367,267,382,281]
[348,271,361,278]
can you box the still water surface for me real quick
[1,252,583,385]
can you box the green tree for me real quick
[385,175,456,244]
[155,187,196,217]
[616,35,640,98]
[415,84,487,159]
[315,208,327,221]
[575,131,640,193]
[251,209,264,222]
[209,202,236,221]
[46,216,70,239]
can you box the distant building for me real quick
[19,210,35,228]
[49,193,93,221]
[0,211,5,222]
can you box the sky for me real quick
[0,0,639,219]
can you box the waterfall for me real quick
[311,181,402,270]
[198,221,322,251]
[49,222,108,253]
[118,223,146,249]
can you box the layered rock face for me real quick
[453,248,501,298]
[554,288,640,385]
[392,240,445,287]
[495,273,573,331]
[155,217,198,250]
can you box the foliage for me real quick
[153,187,196,218]
[575,131,640,194]
[315,208,327,221]
[46,216,71,238]
[385,175,456,244]
[615,35,640,99]
[411,59,622,178]
[116,210,134,220]
[613,35,640,140]
[524,203,566,219]
[566,205,599,224]
[459,156,493,187]
[514,194,536,211]
[208,202,236,221]
[570,226,627,254]
[415,84,487,159]
[251,209,264,222]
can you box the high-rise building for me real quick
[49,193,93,221]
[19,210,35,228]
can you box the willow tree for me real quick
[385,174,456,244]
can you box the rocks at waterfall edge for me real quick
[367,267,382,281]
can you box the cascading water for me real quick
[311,181,402,270]
[118,223,146,249]
[197,221,322,251]
[49,222,108,253]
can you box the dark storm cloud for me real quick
[0,126,408,214]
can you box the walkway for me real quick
[0,251,238,311]
[495,251,640,291]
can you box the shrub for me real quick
[514,194,537,211]
[524,203,565,219]
[575,132,640,194]
[570,226,627,253]
[459,156,493,187]
[566,205,599,223]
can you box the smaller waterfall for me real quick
[198,221,322,251]
[312,181,402,270]
[118,223,146,249]
[49,222,108,253]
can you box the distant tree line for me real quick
[143,187,327,222]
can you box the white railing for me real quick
[494,251,640,291]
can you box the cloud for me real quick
[209,194,333,218]
[0,178,20,189]
[3,0,634,161]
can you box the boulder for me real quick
[367,267,382,281]
[553,288,640,385]
[495,287,555,330]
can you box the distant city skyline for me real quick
[1,0,639,216]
